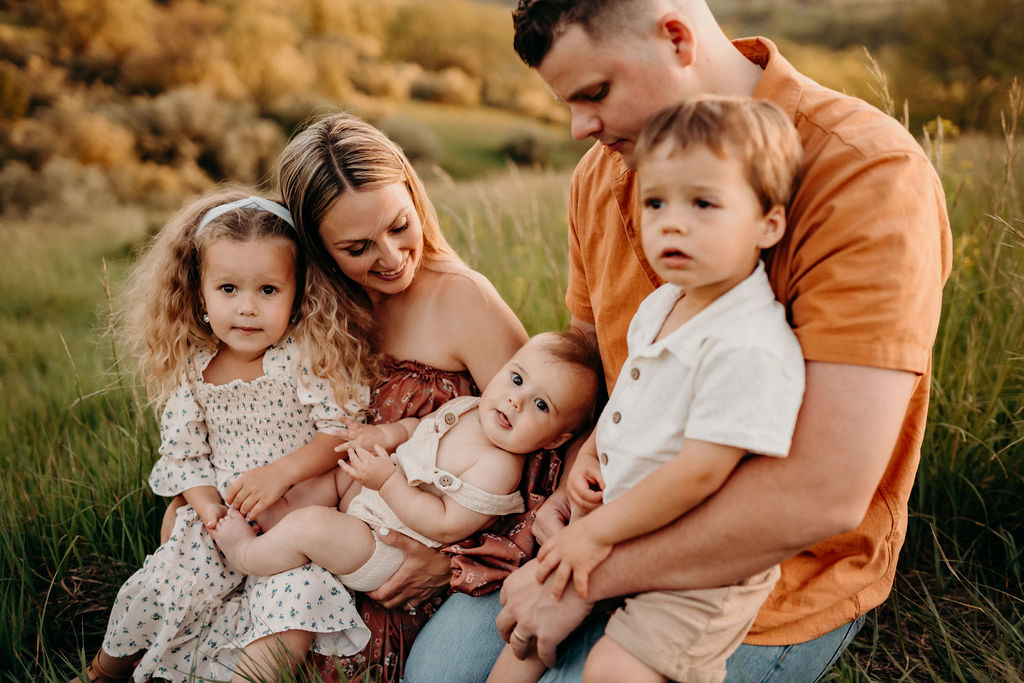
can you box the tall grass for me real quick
[2,98,1023,680]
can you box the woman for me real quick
[277,112,565,682]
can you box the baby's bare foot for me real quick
[210,508,257,573]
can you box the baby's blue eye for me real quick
[534,398,549,412]
[512,372,523,386]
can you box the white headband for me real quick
[196,196,295,234]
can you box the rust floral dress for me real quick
[312,356,564,682]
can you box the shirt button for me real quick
[443,413,457,426]
[630,367,640,380]
[599,452,608,465]
[611,411,621,423]
[438,474,453,486]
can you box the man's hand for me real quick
[496,558,595,667]
[225,463,288,520]
[535,516,611,599]
[339,445,397,491]
[365,528,452,609]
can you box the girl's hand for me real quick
[225,463,289,520]
[566,455,604,513]
[196,500,229,530]
[534,517,611,600]
[338,445,397,491]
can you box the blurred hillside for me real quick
[0,0,1019,222]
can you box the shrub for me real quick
[410,67,481,106]
[377,116,442,167]
[500,127,554,167]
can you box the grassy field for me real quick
[2,108,1023,681]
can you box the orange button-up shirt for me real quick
[564,37,952,644]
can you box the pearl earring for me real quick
[202,313,209,324]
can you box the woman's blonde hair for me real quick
[277,111,461,389]
[117,185,368,410]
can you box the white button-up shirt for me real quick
[597,263,805,503]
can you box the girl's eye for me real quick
[644,197,663,210]
[695,198,713,209]
[534,398,549,412]
[219,284,236,293]
[511,372,523,386]
[260,285,277,295]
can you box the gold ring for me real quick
[511,627,529,643]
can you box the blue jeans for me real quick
[404,591,865,682]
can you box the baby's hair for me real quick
[533,330,605,431]
[277,111,463,388]
[635,96,804,213]
[116,185,366,410]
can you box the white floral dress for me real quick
[102,339,370,682]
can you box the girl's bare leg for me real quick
[213,505,376,576]
[160,495,188,543]
[232,629,314,683]
[582,636,666,683]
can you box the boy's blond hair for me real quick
[635,96,804,212]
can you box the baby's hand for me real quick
[225,463,288,521]
[339,445,397,491]
[334,417,404,455]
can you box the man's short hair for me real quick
[512,0,645,67]
[635,96,804,212]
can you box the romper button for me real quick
[443,413,457,425]
[438,474,453,486]
[599,452,608,465]
[630,367,640,380]
[612,411,621,423]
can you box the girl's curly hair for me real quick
[115,184,371,411]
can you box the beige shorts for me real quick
[337,534,406,592]
[604,565,780,683]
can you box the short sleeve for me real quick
[148,379,215,496]
[565,163,594,324]
[686,338,805,458]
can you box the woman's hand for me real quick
[532,489,572,546]
[339,445,397,491]
[365,528,452,609]
[224,462,289,520]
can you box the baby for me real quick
[213,331,601,592]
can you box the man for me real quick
[404,1,951,680]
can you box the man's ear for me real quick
[758,204,787,249]
[543,431,575,451]
[658,13,697,67]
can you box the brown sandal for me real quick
[69,653,138,683]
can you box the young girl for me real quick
[74,189,374,683]
[211,332,601,591]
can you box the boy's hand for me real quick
[225,463,288,520]
[566,452,604,513]
[339,445,397,491]
[334,417,406,455]
[534,516,611,600]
